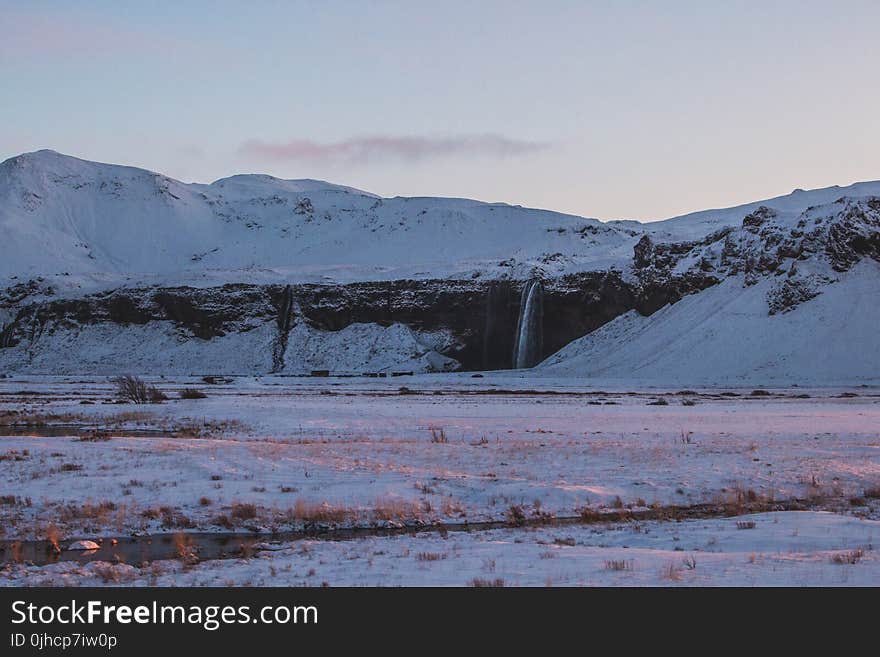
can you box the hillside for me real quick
[0,150,633,288]
[539,259,880,386]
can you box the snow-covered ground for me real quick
[0,321,458,375]
[1,376,878,586]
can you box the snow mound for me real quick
[67,540,100,551]
[283,322,459,374]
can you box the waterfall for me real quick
[272,285,295,372]
[512,279,543,369]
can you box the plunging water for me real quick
[512,279,543,368]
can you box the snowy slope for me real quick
[538,259,880,386]
[0,150,634,286]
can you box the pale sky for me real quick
[2,1,879,221]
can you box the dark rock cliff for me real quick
[0,270,714,371]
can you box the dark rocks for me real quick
[766,277,824,315]
[742,206,777,231]
[825,199,880,272]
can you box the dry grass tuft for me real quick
[429,426,448,444]
[230,502,258,521]
[173,533,198,566]
[174,419,247,439]
[285,500,354,524]
[45,524,61,554]
[506,504,526,527]
[661,562,684,581]
[58,500,117,523]
[830,549,864,565]
[372,498,421,522]
[469,578,505,587]
[179,388,208,399]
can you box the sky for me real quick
[2,0,879,221]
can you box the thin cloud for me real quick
[239,135,549,165]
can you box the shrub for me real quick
[864,487,880,499]
[830,549,864,565]
[112,376,167,404]
[214,514,234,529]
[230,502,258,520]
[506,504,526,527]
[180,388,207,399]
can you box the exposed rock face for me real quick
[766,276,824,315]
[0,269,713,372]
[635,198,880,314]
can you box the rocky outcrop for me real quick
[0,269,713,372]
[635,197,880,314]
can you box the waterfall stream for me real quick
[512,279,543,369]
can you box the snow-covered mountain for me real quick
[1,150,879,382]
[0,149,634,287]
